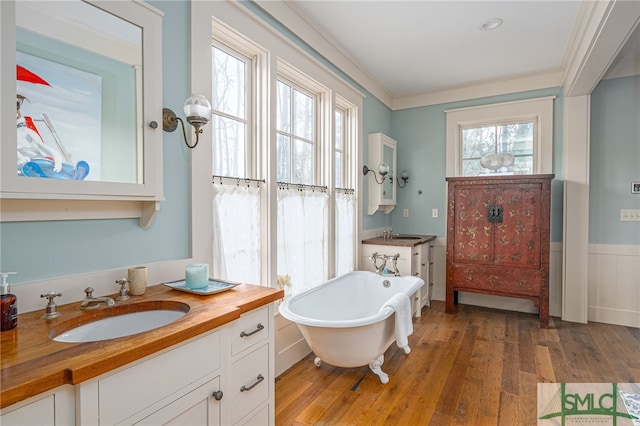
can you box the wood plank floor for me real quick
[275,301,640,425]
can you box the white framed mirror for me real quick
[367,133,397,215]
[0,0,163,227]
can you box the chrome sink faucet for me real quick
[80,287,115,310]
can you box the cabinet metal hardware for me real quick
[212,390,223,401]
[240,374,264,392]
[240,323,264,337]
[487,204,503,223]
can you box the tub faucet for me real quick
[80,287,115,310]
[369,252,387,274]
[369,253,401,276]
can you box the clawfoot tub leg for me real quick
[314,357,322,367]
[369,355,389,384]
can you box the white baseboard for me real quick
[588,306,640,328]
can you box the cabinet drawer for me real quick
[231,343,269,424]
[98,331,220,425]
[232,307,269,356]
[238,403,269,426]
[450,265,542,296]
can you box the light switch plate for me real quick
[432,208,438,218]
[620,209,640,221]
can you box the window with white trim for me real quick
[204,10,362,292]
[446,97,554,177]
[276,78,316,185]
[212,43,251,178]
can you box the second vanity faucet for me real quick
[80,287,115,310]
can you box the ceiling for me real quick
[287,1,640,101]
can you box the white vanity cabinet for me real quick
[229,306,273,425]
[0,385,74,425]
[2,303,277,426]
[77,329,224,425]
[361,239,434,318]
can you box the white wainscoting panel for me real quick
[588,244,640,328]
[274,312,311,377]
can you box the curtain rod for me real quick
[335,187,355,194]
[212,175,266,186]
[277,181,327,192]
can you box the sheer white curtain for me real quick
[277,186,328,297]
[212,183,261,285]
[335,190,355,276]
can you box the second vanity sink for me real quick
[50,301,190,343]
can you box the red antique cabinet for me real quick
[445,174,554,328]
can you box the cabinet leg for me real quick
[445,289,453,314]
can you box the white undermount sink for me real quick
[51,301,189,343]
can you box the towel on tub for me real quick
[381,293,413,354]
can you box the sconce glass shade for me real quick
[183,94,211,121]
[378,163,389,176]
[398,170,409,188]
[162,94,212,149]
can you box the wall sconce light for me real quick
[397,170,409,188]
[363,163,389,184]
[163,94,212,149]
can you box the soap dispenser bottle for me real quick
[1,272,18,331]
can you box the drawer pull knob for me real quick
[240,374,264,392]
[212,390,223,401]
[240,323,264,337]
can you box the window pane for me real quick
[212,47,246,119]
[513,156,533,174]
[293,89,314,140]
[462,121,534,176]
[277,81,291,133]
[293,139,313,185]
[462,159,484,177]
[335,152,343,188]
[212,115,246,177]
[503,123,533,155]
[335,110,343,150]
[462,126,496,158]
[277,134,291,182]
[496,123,533,154]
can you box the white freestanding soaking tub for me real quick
[279,271,424,383]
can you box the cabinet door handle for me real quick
[240,374,264,392]
[487,205,504,223]
[240,323,264,337]
[212,390,224,401]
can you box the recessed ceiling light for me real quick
[480,18,504,31]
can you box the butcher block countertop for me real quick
[0,282,284,409]
[362,234,436,247]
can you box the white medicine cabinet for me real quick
[366,133,397,215]
[0,0,164,228]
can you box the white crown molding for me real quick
[393,70,563,111]
[562,0,640,96]
[254,0,392,107]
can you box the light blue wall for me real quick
[589,75,640,245]
[3,1,635,286]
[390,89,566,242]
[0,1,192,284]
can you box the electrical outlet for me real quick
[620,209,640,221]
[403,208,409,218]
[432,208,439,218]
